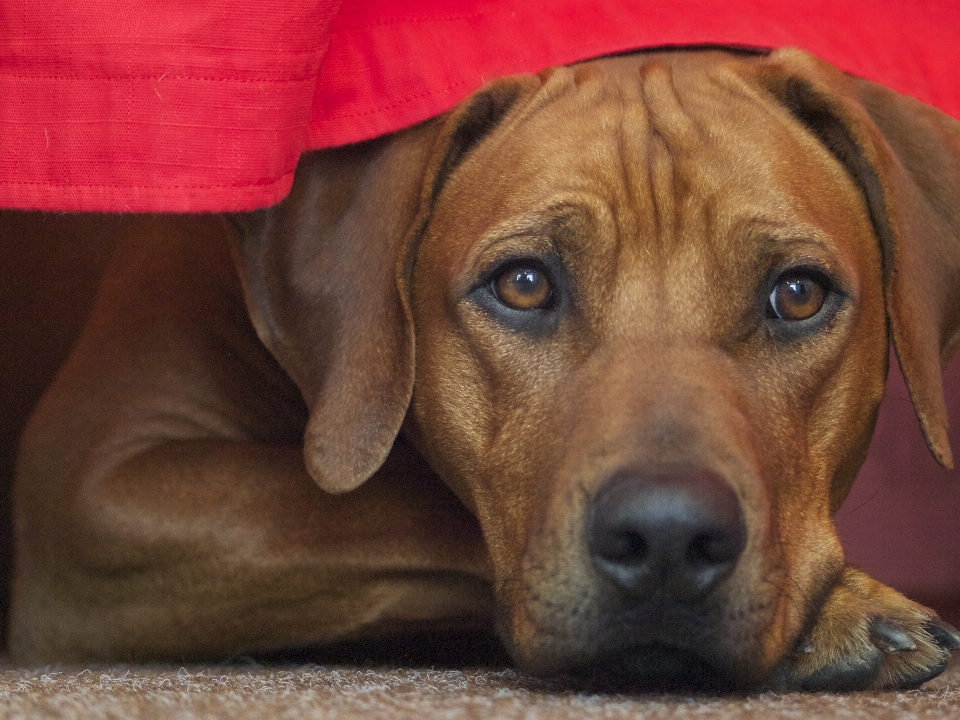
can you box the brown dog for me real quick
[9,47,960,690]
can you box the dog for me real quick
[8,47,960,691]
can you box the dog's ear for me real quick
[229,75,541,492]
[751,48,960,468]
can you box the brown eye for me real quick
[769,274,825,320]
[494,263,553,310]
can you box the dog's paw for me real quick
[773,567,960,691]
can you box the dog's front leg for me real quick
[771,567,960,691]
[11,435,491,663]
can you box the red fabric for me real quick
[1,0,959,212]
[1,0,340,212]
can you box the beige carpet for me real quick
[1,658,957,719]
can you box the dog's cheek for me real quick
[407,329,493,510]
[808,339,888,511]
[749,278,888,661]
[777,250,887,514]
[410,300,580,588]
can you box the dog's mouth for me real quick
[536,643,741,693]
[558,644,735,693]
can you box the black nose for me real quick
[587,468,746,602]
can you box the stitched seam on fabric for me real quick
[334,13,483,31]
[0,176,293,190]
[321,78,475,120]
[0,72,318,83]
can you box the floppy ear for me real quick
[229,75,542,492]
[752,48,960,468]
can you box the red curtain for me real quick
[1,0,958,211]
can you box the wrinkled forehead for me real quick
[422,51,876,293]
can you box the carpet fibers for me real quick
[0,659,957,719]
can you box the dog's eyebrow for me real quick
[746,221,839,255]
[488,202,591,237]
[472,202,597,257]
[474,231,559,267]
[759,233,830,251]
[750,231,851,283]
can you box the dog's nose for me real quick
[587,469,746,601]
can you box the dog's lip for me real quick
[504,594,763,690]
[557,642,736,693]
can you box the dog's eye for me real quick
[493,263,553,310]
[768,273,825,321]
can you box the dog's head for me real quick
[231,49,960,688]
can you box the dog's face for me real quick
[406,52,888,685]
[234,48,960,689]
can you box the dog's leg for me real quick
[12,437,491,663]
[772,567,960,691]
[10,214,492,663]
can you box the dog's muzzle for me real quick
[548,467,751,689]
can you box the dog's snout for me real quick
[587,469,746,602]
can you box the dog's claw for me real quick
[869,618,916,653]
[925,619,960,651]
[800,646,884,692]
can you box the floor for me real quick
[0,656,957,719]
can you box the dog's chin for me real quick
[559,645,737,693]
